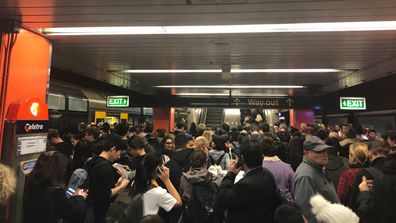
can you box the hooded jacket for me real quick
[165,148,194,190]
[160,148,194,223]
[339,138,360,158]
[179,167,222,201]
[326,155,349,188]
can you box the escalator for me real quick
[205,108,224,128]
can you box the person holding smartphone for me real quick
[141,152,182,217]
[24,151,87,223]
[86,135,130,223]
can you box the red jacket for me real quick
[337,167,363,205]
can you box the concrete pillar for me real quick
[152,107,174,133]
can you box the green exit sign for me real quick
[340,97,366,110]
[107,96,129,107]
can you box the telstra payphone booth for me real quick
[1,98,48,223]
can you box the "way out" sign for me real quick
[340,97,366,110]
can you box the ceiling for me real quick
[2,0,396,96]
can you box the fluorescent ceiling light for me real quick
[176,93,229,96]
[156,85,304,89]
[230,69,340,73]
[122,69,339,73]
[42,21,396,36]
[123,69,222,73]
[176,93,289,96]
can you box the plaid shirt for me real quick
[337,167,363,205]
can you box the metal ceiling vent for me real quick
[190,0,246,4]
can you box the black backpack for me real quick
[107,184,155,223]
[180,172,218,223]
[67,158,107,197]
[105,187,132,223]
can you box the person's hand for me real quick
[359,176,374,192]
[227,159,241,174]
[115,165,127,176]
[75,189,88,199]
[157,166,170,182]
[116,178,130,189]
[120,165,130,171]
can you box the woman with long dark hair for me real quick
[23,151,87,223]
[286,134,304,171]
[142,152,182,216]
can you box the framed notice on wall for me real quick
[16,134,47,155]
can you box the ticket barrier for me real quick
[1,98,48,223]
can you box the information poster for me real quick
[16,134,47,155]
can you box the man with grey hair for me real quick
[294,136,339,223]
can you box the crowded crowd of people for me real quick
[6,120,396,223]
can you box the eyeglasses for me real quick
[165,142,173,145]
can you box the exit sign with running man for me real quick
[107,96,129,107]
[340,97,366,110]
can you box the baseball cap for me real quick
[303,136,331,152]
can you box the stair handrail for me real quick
[199,108,207,125]
[221,109,225,125]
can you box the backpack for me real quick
[66,168,88,198]
[116,193,144,223]
[208,153,226,167]
[67,158,107,195]
[70,160,109,223]
[180,172,218,223]
[105,187,133,223]
[116,184,154,223]
[106,172,141,223]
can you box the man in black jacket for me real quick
[349,141,389,212]
[48,129,73,157]
[217,140,281,223]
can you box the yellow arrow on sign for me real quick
[286,98,294,107]
[233,98,241,107]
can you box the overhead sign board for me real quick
[340,97,366,110]
[231,97,295,108]
[107,96,129,107]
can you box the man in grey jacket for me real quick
[294,136,339,223]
